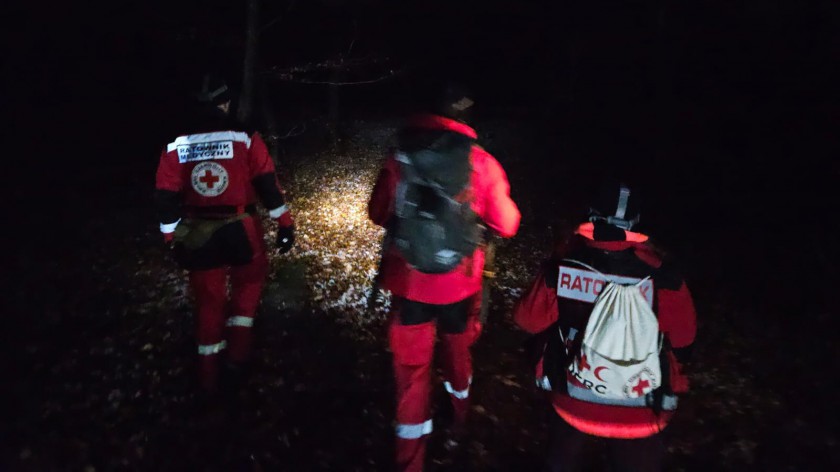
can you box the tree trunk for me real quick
[328,68,341,148]
[260,77,281,163]
[238,0,260,125]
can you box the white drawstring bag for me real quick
[562,260,662,401]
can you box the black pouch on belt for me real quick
[172,214,253,270]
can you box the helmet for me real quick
[195,74,231,106]
[588,181,640,230]
[432,81,475,122]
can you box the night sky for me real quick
[4,0,838,470]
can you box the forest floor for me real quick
[1,119,836,471]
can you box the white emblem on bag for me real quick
[191,162,229,197]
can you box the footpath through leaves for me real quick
[1,120,835,471]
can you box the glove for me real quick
[276,225,295,254]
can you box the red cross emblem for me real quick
[199,169,220,188]
[631,378,650,397]
[191,162,229,196]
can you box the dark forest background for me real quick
[7,0,837,314]
[2,1,838,469]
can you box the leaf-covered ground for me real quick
[2,119,836,471]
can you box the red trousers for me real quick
[389,294,483,472]
[188,217,268,392]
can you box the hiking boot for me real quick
[435,385,455,424]
[443,422,467,452]
[191,388,225,420]
[220,361,251,401]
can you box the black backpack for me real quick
[392,128,481,274]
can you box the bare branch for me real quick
[260,0,297,34]
[266,124,307,142]
[272,70,401,86]
[261,15,284,33]
[278,123,307,139]
[266,55,389,75]
[347,20,358,56]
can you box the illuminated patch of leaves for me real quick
[266,123,399,331]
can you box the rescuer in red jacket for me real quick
[154,75,295,396]
[368,84,521,472]
[513,181,697,471]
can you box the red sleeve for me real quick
[513,270,559,334]
[476,149,520,238]
[248,133,279,181]
[657,282,697,349]
[368,155,397,227]
[155,147,182,192]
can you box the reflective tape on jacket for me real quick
[537,376,553,391]
[395,420,433,439]
[197,341,227,355]
[268,204,289,219]
[552,393,675,439]
[166,131,252,153]
[160,219,180,234]
[555,405,672,439]
[444,376,472,400]
[226,316,254,328]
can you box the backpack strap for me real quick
[561,258,606,278]
[635,275,652,287]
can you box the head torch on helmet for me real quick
[195,74,231,105]
[588,183,640,230]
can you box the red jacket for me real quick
[155,130,292,235]
[513,222,697,438]
[156,131,275,208]
[368,115,521,304]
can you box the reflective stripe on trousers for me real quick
[226,316,254,328]
[396,419,433,440]
[198,341,227,355]
[444,376,472,400]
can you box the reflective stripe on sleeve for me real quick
[226,316,254,328]
[395,420,433,439]
[268,204,289,219]
[555,406,672,439]
[537,376,553,391]
[160,219,181,234]
[166,131,251,152]
[444,376,472,400]
[197,341,227,356]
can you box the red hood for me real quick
[575,222,648,244]
[574,222,662,268]
[406,114,477,140]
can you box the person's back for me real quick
[369,112,520,302]
[154,74,295,398]
[368,83,520,472]
[513,181,696,471]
